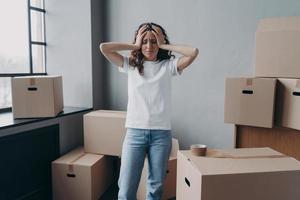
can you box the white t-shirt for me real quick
[118,56,181,130]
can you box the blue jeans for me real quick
[118,128,172,200]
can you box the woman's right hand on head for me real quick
[134,25,147,48]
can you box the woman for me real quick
[100,22,198,200]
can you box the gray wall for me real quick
[90,0,109,109]
[104,0,300,149]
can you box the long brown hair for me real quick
[129,22,175,75]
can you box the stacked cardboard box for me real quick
[52,110,179,200]
[52,147,114,200]
[83,110,127,156]
[224,16,300,130]
[275,79,300,130]
[224,77,276,128]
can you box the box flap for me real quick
[13,75,62,79]
[53,147,84,164]
[179,148,300,175]
[85,110,126,118]
[74,154,104,166]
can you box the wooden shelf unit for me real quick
[235,125,300,161]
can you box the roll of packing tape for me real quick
[190,144,207,156]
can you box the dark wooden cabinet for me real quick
[0,124,60,200]
[235,125,300,161]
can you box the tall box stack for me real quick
[83,110,127,156]
[52,147,114,200]
[221,16,300,200]
[254,16,300,130]
[225,16,300,130]
[52,109,127,199]
[11,75,63,118]
[177,147,300,200]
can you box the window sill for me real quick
[0,106,93,130]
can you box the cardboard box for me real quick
[84,110,126,156]
[177,147,300,200]
[11,75,63,118]
[137,138,179,200]
[275,78,300,130]
[52,147,114,200]
[255,16,300,78]
[224,77,277,128]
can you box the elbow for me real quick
[99,43,106,53]
[192,48,199,58]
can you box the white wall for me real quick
[104,0,300,149]
[45,0,93,108]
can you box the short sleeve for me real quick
[168,58,182,76]
[118,56,130,73]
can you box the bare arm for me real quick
[99,42,139,67]
[100,25,148,67]
[151,26,199,71]
[158,44,199,71]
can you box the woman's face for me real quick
[141,31,159,61]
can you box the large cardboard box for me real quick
[255,16,300,78]
[137,138,179,200]
[84,110,126,156]
[275,78,300,130]
[177,147,300,200]
[224,77,277,128]
[52,147,114,200]
[11,75,63,118]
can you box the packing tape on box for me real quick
[29,78,36,86]
[296,80,300,88]
[246,78,253,87]
[205,149,288,159]
[239,78,254,123]
[67,152,86,172]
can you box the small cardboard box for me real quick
[11,75,63,118]
[177,147,300,200]
[275,78,300,130]
[84,110,126,156]
[52,147,114,200]
[224,77,277,128]
[137,138,179,200]
[255,16,300,78]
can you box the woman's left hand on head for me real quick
[151,26,166,47]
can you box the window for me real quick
[0,0,46,111]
